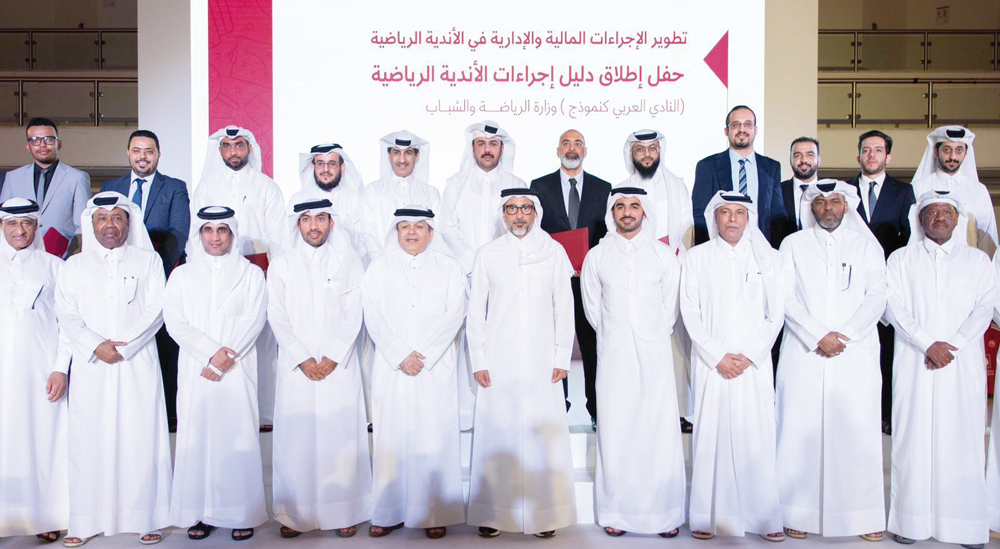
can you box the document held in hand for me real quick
[552,227,589,272]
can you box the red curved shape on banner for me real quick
[704,31,728,89]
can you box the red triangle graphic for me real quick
[704,31,728,89]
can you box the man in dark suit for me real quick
[692,105,785,246]
[530,129,611,430]
[773,137,821,248]
[847,129,915,435]
[102,129,191,430]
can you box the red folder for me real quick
[552,228,589,272]
[246,252,270,274]
[43,227,69,257]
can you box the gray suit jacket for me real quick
[0,161,92,257]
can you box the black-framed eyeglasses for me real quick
[504,204,536,215]
[27,136,57,146]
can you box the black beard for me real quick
[225,156,248,171]
[314,171,342,191]
[793,166,817,180]
[632,157,659,180]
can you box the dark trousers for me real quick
[156,325,179,430]
[878,322,895,426]
[563,277,598,420]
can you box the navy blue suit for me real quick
[102,171,190,276]
[692,150,785,246]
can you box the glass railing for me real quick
[819,30,999,72]
[818,79,1000,127]
[0,30,137,71]
[1,78,138,127]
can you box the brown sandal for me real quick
[336,526,357,538]
[368,522,403,537]
[279,526,301,538]
[604,526,626,537]
[426,527,447,539]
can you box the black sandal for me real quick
[36,531,60,543]
[279,526,301,539]
[231,528,254,541]
[187,522,214,540]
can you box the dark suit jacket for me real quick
[692,150,785,246]
[772,178,805,248]
[102,171,190,274]
[530,170,611,249]
[847,174,915,258]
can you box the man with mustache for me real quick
[911,126,996,254]
[189,125,286,428]
[772,137,821,246]
[268,198,371,539]
[467,189,576,539]
[530,129,611,429]
[55,192,171,546]
[885,190,996,548]
[775,181,887,542]
[0,117,91,258]
[580,187,686,538]
[691,105,784,246]
[847,129,915,435]
[0,198,69,545]
[289,143,364,255]
[680,191,785,542]
[361,131,443,263]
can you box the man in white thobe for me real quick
[621,130,695,429]
[467,188,576,538]
[986,250,1000,533]
[911,126,997,254]
[886,190,996,548]
[55,192,171,546]
[268,198,371,538]
[189,125,286,427]
[289,143,364,256]
[0,198,69,544]
[775,180,887,540]
[361,131,442,263]
[581,186,686,538]
[680,191,785,541]
[164,206,267,541]
[363,206,467,539]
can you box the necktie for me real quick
[568,177,580,230]
[738,159,748,196]
[36,167,50,204]
[868,180,878,219]
[133,178,146,209]
[797,184,808,230]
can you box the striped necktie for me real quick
[738,159,748,196]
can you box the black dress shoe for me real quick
[882,421,892,436]
[478,527,500,538]
[680,417,694,433]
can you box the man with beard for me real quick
[189,125,286,428]
[847,130,915,435]
[55,192,172,546]
[467,189,576,539]
[776,181,887,541]
[0,117,91,257]
[772,137,820,246]
[581,187,686,538]
[361,131,442,263]
[911,126,996,254]
[886,190,996,548]
[289,143,364,255]
[530,129,611,429]
[692,105,784,246]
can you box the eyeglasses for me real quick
[632,144,659,155]
[27,136,57,146]
[313,160,342,169]
[728,121,755,131]
[504,204,536,215]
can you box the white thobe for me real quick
[776,226,887,536]
[363,248,467,528]
[986,251,1000,532]
[267,241,372,531]
[680,236,785,537]
[164,256,268,529]
[912,172,998,249]
[191,166,286,425]
[55,244,171,538]
[0,246,70,536]
[440,167,526,274]
[580,229,686,534]
[466,229,577,534]
[886,238,996,545]
[360,175,442,263]
[289,185,364,260]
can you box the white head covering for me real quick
[496,187,544,234]
[622,129,667,176]
[297,143,364,193]
[914,126,978,181]
[497,188,572,272]
[907,189,971,246]
[620,129,693,245]
[0,197,44,251]
[379,130,430,183]
[602,186,657,242]
[188,205,240,261]
[381,204,450,256]
[200,125,263,186]
[799,179,875,242]
[80,191,153,252]
[456,120,516,175]
[287,196,364,293]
